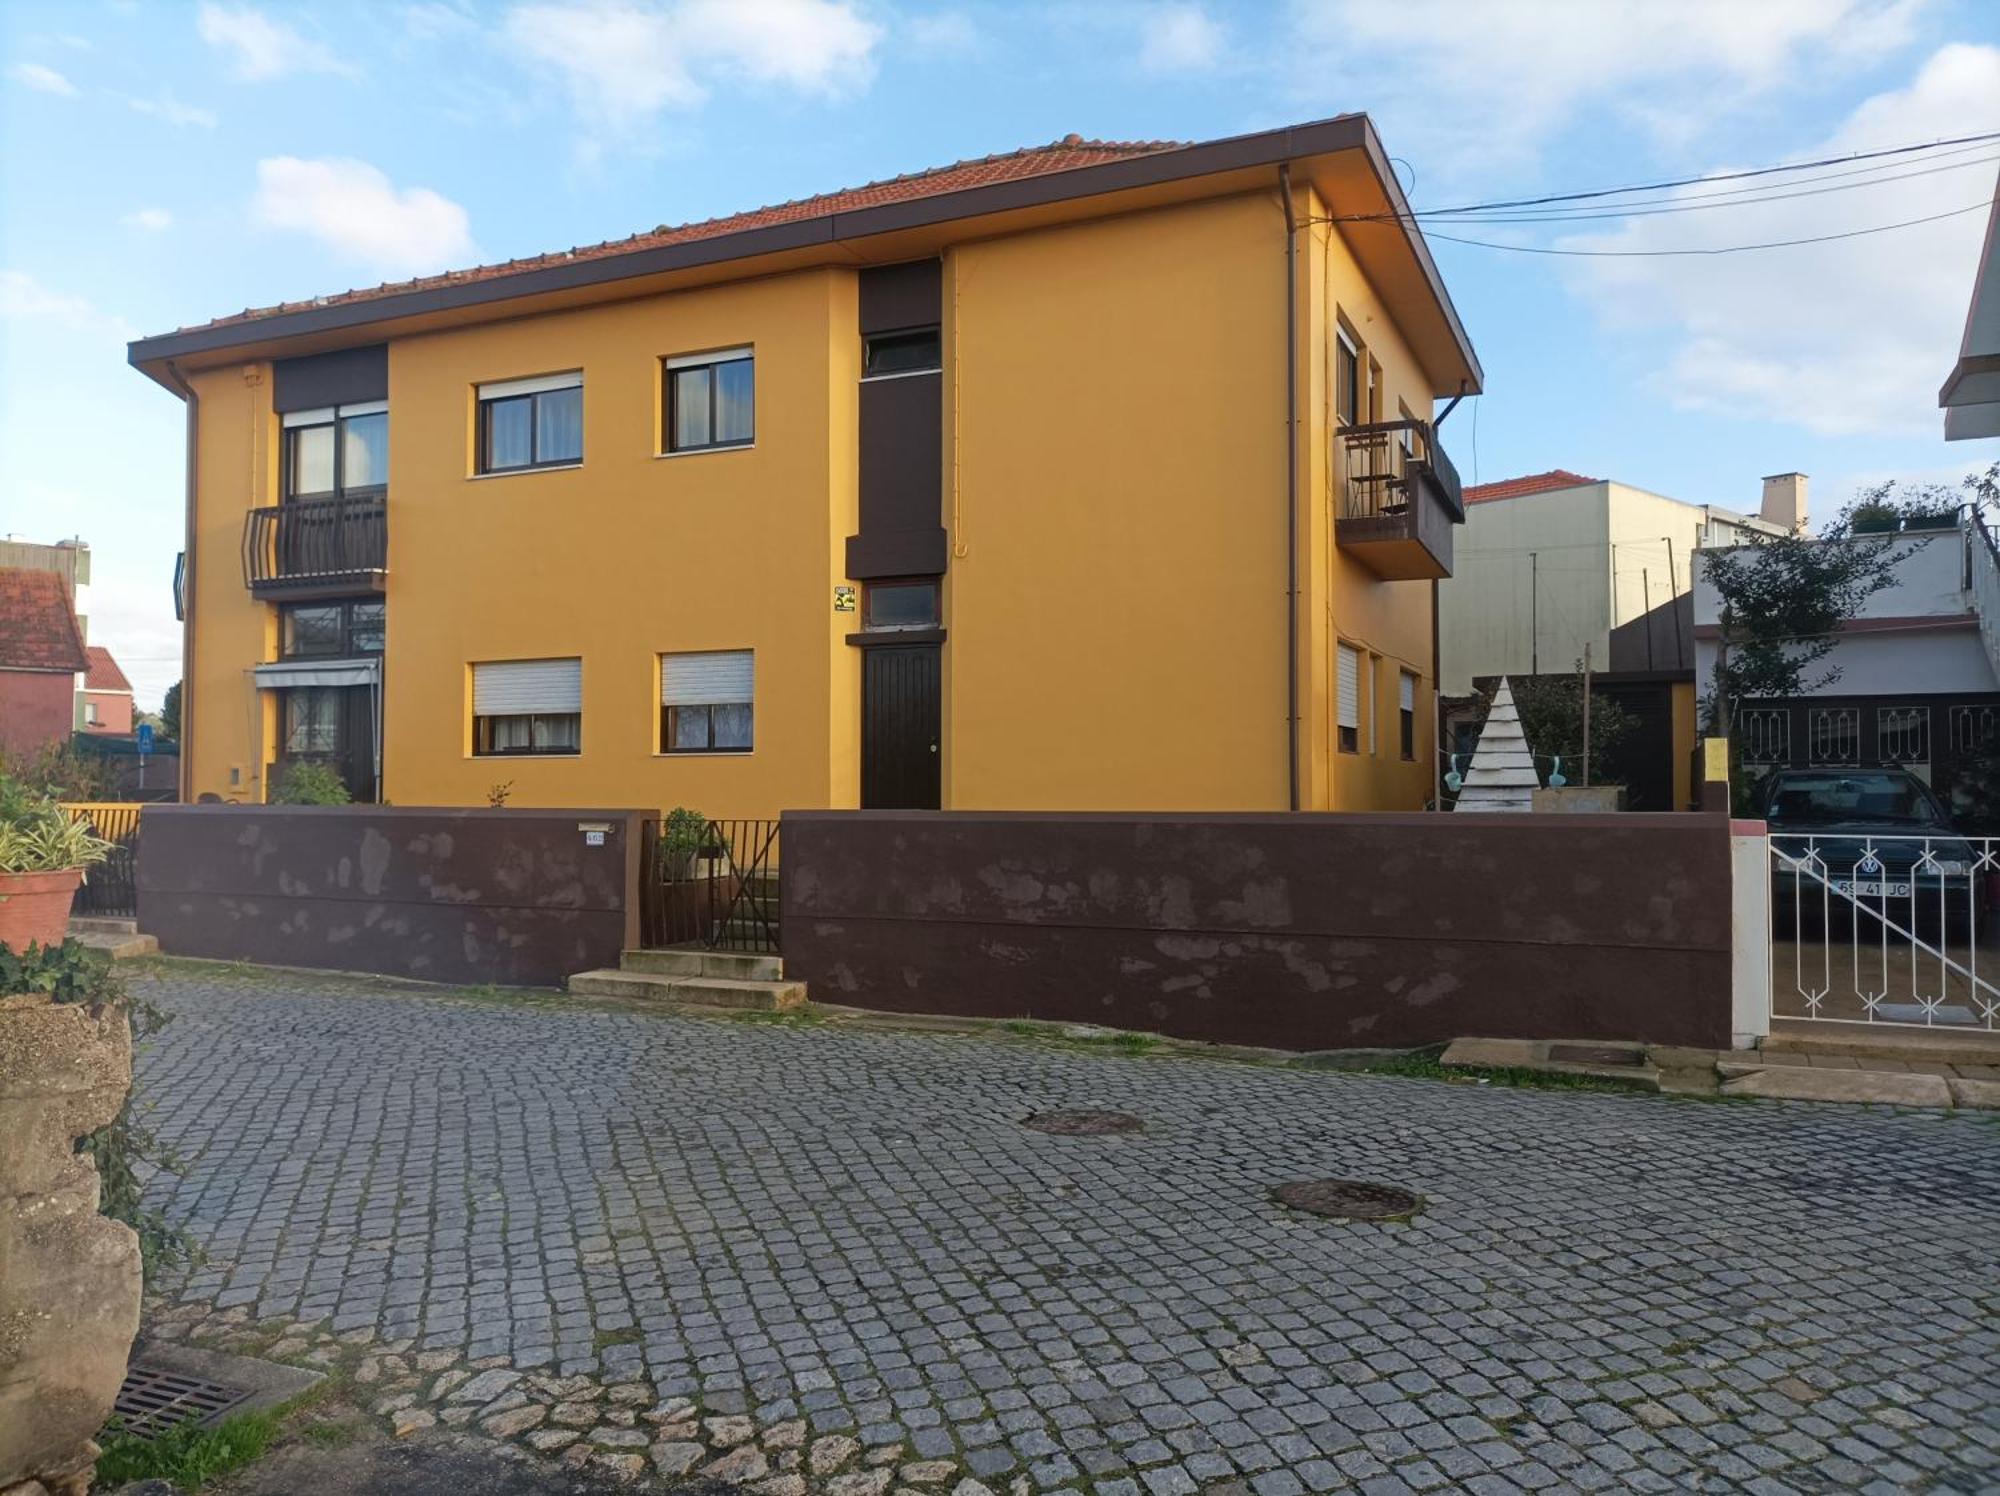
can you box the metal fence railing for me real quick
[1770,831,1999,1029]
[637,816,780,954]
[61,802,143,920]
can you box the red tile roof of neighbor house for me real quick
[0,567,90,674]
[1463,470,1601,505]
[84,645,132,693]
[178,135,1182,338]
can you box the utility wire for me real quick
[1412,200,1993,257]
[1335,138,2000,225]
[1371,129,2000,219]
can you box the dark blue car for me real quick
[1765,768,1983,937]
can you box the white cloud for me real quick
[9,62,77,96]
[0,270,135,339]
[904,10,979,58]
[123,208,173,232]
[1139,4,1223,74]
[1560,44,2000,437]
[501,0,880,135]
[130,92,219,128]
[402,2,479,42]
[253,157,475,275]
[1289,0,1924,173]
[197,2,352,80]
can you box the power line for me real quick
[1414,200,1992,258]
[1377,129,2000,219]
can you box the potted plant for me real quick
[0,773,112,953]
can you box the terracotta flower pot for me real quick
[0,867,83,954]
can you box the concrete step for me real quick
[1720,1066,1952,1107]
[621,948,783,981]
[1764,1022,2000,1065]
[71,929,159,960]
[567,969,805,1012]
[1440,1036,1661,1090]
[68,917,140,935]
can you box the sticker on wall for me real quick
[834,585,857,613]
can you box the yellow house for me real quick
[129,116,1481,817]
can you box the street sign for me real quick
[137,723,155,755]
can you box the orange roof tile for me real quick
[1464,469,1600,505]
[178,134,1182,338]
[84,645,133,693]
[0,568,89,674]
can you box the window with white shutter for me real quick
[1366,653,1378,754]
[472,658,582,755]
[1336,643,1360,754]
[1399,670,1418,761]
[661,650,754,753]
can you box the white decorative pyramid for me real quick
[1454,676,1538,813]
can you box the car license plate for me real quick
[1832,879,1911,898]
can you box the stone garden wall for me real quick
[0,994,140,1495]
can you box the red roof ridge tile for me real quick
[1463,469,1601,504]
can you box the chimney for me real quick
[1761,472,1808,532]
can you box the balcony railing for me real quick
[1335,420,1461,580]
[242,493,387,597]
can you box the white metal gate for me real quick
[1769,833,2000,1029]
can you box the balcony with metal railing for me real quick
[1335,420,1462,580]
[241,493,388,599]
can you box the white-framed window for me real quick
[472,657,582,755]
[1399,670,1417,761]
[665,348,754,452]
[1366,653,1378,754]
[661,650,753,753]
[1337,643,1360,754]
[477,373,582,473]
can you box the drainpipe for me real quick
[164,360,198,804]
[1281,163,1300,812]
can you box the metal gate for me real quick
[1769,832,1999,1029]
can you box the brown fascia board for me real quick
[129,114,1483,395]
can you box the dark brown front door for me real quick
[862,644,940,809]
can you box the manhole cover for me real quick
[1022,1109,1144,1135]
[1271,1178,1424,1221]
[113,1363,251,1439]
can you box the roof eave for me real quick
[129,114,1482,397]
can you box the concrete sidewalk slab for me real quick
[1720,1067,1952,1107]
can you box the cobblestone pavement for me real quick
[134,968,2000,1494]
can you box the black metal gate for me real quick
[638,817,780,953]
[64,803,141,919]
[862,643,941,809]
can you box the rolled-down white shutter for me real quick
[662,650,753,705]
[1336,645,1359,729]
[473,658,582,715]
[1399,671,1416,713]
[477,371,582,401]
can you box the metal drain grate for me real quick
[1271,1178,1424,1221]
[112,1363,252,1439]
[1547,1043,1646,1067]
[1022,1108,1145,1135]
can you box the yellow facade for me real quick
[164,156,1465,817]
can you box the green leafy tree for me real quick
[159,680,182,743]
[1469,671,1636,786]
[269,761,352,805]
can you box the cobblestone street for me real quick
[134,967,2000,1493]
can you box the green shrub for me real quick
[659,806,709,880]
[95,1408,279,1489]
[270,761,352,805]
[0,772,112,874]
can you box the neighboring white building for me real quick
[1439,470,1791,695]
[1692,514,2000,803]
[1942,168,1999,442]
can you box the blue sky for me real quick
[3,0,1998,709]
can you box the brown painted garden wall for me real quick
[137,806,643,987]
[782,811,1738,1050]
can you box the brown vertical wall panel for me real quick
[137,805,643,987]
[782,811,1738,1049]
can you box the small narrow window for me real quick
[472,658,582,755]
[665,349,754,452]
[1366,654,1378,755]
[476,374,583,474]
[1337,643,1360,754]
[284,686,342,755]
[1335,329,1359,429]
[864,327,941,379]
[1399,671,1417,761]
[661,650,754,752]
[282,604,343,658]
[864,580,939,631]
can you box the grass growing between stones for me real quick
[95,1408,281,1490]
[1327,1048,1659,1095]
